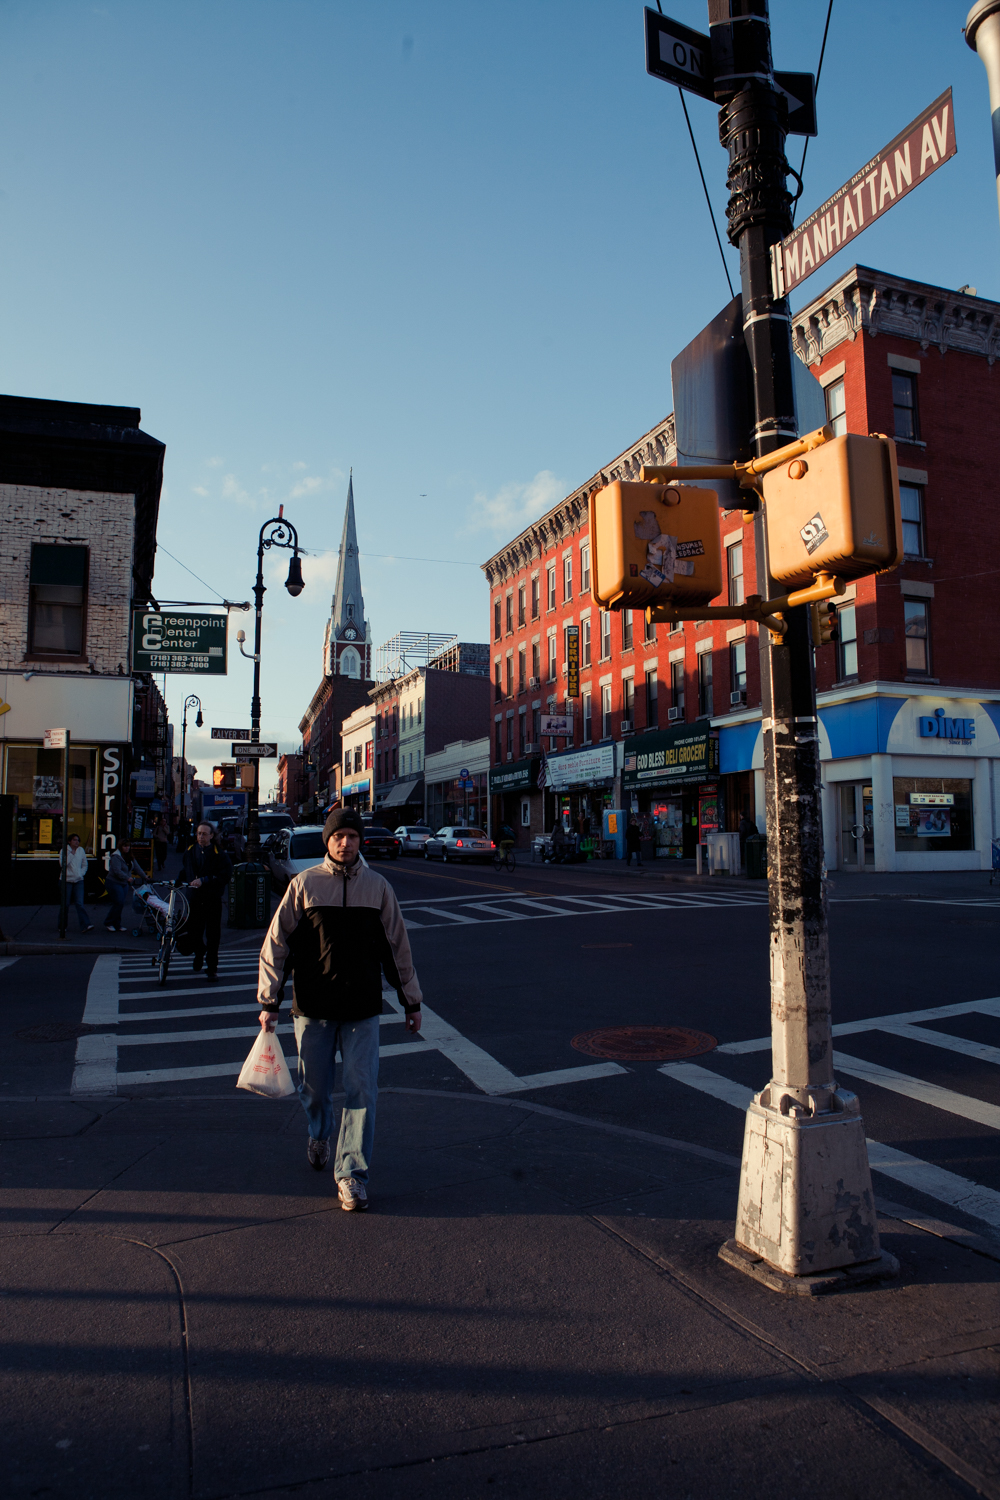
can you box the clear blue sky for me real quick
[0,1,991,794]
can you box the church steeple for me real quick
[323,471,370,679]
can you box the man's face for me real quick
[69,836,80,849]
[196,825,212,847]
[327,829,360,864]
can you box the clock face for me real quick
[343,626,357,641]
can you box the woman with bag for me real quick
[61,834,93,932]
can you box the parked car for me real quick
[423,826,495,863]
[395,824,434,855]
[234,808,294,857]
[263,824,327,895]
[362,824,401,860]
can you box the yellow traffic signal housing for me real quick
[810,599,839,647]
[763,433,903,590]
[590,481,723,610]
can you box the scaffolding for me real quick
[374,631,457,683]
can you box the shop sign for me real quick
[918,708,975,742]
[488,756,540,794]
[566,625,579,698]
[546,742,616,790]
[541,712,572,737]
[621,724,719,789]
[131,610,228,674]
[99,745,126,871]
[134,769,156,797]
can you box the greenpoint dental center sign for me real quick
[131,610,228,674]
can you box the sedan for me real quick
[362,824,401,860]
[423,826,495,863]
[263,825,327,895]
[395,824,434,854]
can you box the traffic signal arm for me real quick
[639,425,834,488]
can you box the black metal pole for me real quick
[179,706,188,835]
[244,514,302,861]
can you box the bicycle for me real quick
[133,881,191,985]
[492,841,516,873]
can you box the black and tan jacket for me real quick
[257,855,421,1022]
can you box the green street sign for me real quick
[131,610,228,674]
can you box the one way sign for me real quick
[643,9,816,136]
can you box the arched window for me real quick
[340,647,360,678]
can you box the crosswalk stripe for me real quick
[832,1051,1000,1131]
[877,1022,1000,1068]
[718,995,1000,1054]
[115,982,260,1002]
[409,906,480,924]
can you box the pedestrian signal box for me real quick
[213,765,237,789]
[590,481,723,610]
[762,433,903,590]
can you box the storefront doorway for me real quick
[837,782,874,869]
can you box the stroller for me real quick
[132,881,191,986]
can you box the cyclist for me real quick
[499,820,515,851]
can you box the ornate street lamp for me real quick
[179,694,203,838]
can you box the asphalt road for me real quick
[3,853,999,1242]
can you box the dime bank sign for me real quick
[918,706,975,742]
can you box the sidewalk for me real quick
[1,1087,997,1498]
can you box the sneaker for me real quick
[307,1137,331,1172]
[84,925,95,932]
[337,1177,368,1211]
[104,924,118,933]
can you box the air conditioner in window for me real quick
[523,742,534,752]
[667,706,683,721]
[506,752,513,761]
[529,677,539,689]
[620,721,633,733]
[730,690,747,706]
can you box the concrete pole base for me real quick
[732,1086,881,1276]
[719,1238,899,1296]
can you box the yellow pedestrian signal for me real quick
[590,481,723,610]
[213,765,237,789]
[762,433,903,590]
[810,599,839,647]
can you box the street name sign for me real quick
[211,727,251,740]
[643,9,816,133]
[771,89,957,298]
[131,610,228,674]
[232,742,278,759]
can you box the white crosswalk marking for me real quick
[832,1052,1000,1131]
[392,888,770,929]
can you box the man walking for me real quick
[181,822,232,980]
[257,807,422,1212]
[625,816,643,867]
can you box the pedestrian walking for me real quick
[152,815,170,872]
[61,834,93,931]
[105,839,145,932]
[257,807,422,1212]
[625,816,643,867]
[181,822,232,980]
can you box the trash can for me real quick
[228,861,272,928]
[744,834,767,880]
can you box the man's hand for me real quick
[405,1008,422,1035]
[189,877,203,889]
[259,1010,278,1032]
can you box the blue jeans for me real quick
[106,879,129,929]
[293,1013,380,1183]
[67,880,89,930]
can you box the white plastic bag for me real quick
[236,1028,296,1098]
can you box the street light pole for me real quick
[179,694,203,839]
[709,1,886,1284]
[238,508,304,860]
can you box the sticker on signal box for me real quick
[800,513,829,555]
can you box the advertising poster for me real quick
[915,808,951,837]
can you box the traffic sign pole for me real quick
[708,1,884,1285]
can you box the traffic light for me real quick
[213,765,236,789]
[763,433,904,590]
[810,599,839,647]
[590,481,723,610]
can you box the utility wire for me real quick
[678,87,735,300]
[155,543,229,601]
[303,545,479,567]
[791,0,834,225]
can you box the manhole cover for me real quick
[570,1026,717,1061]
[15,1023,97,1044]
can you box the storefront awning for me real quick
[621,724,718,792]
[380,778,424,808]
[488,756,539,794]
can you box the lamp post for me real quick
[179,694,203,840]
[237,507,304,859]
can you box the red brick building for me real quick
[484,265,1000,873]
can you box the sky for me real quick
[1,0,994,797]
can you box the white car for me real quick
[395,824,434,855]
[263,825,328,894]
[423,826,496,863]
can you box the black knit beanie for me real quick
[322,808,364,842]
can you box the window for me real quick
[892,371,919,442]
[506,717,514,756]
[28,545,87,657]
[600,610,611,659]
[601,684,612,739]
[825,377,846,437]
[519,713,527,756]
[531,641,540,681]
[548,635,557,680]
[505,656,513,697]
[495,721,502,761]
[622,677,634,727]
[547,567,556,610]
[900,483,925,556]
[727,542,744,606]
[531,576,539,619]
[417,696,423,724]
[563,556,572,601]
[354,747,362,774]
[670,659,685,715]
[344,751,351,778]
[904,598,930,675]
[582,692,592,743]
[645,669,658,727]
[5,743,98,855]
[582,617,591,667]
[644,613,656,644]
[698,651,713,717]
[532,705,540,743]
[730,640,747,699]
[391,747,398,777]
[622,612,633,650]
[494,599,501,641]
[580,545,591,593]
[517,585,526,627]
[494,661,502,703]
[518,646,526,692]
[365,741,373,769]
[893,776,973,852]
[837,604,858,679]
[505,594,513,634]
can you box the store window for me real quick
[825,377,846,437]
[4,743,98,856]
[28,544,88,658]
[900,484,925,557]
[698,651,713,717]
[727,542,744,606]
[892,371,919,442]
[894,777,973,852]
[904,598,930,675]
[837,604,858,679]
[580,545,591,593]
